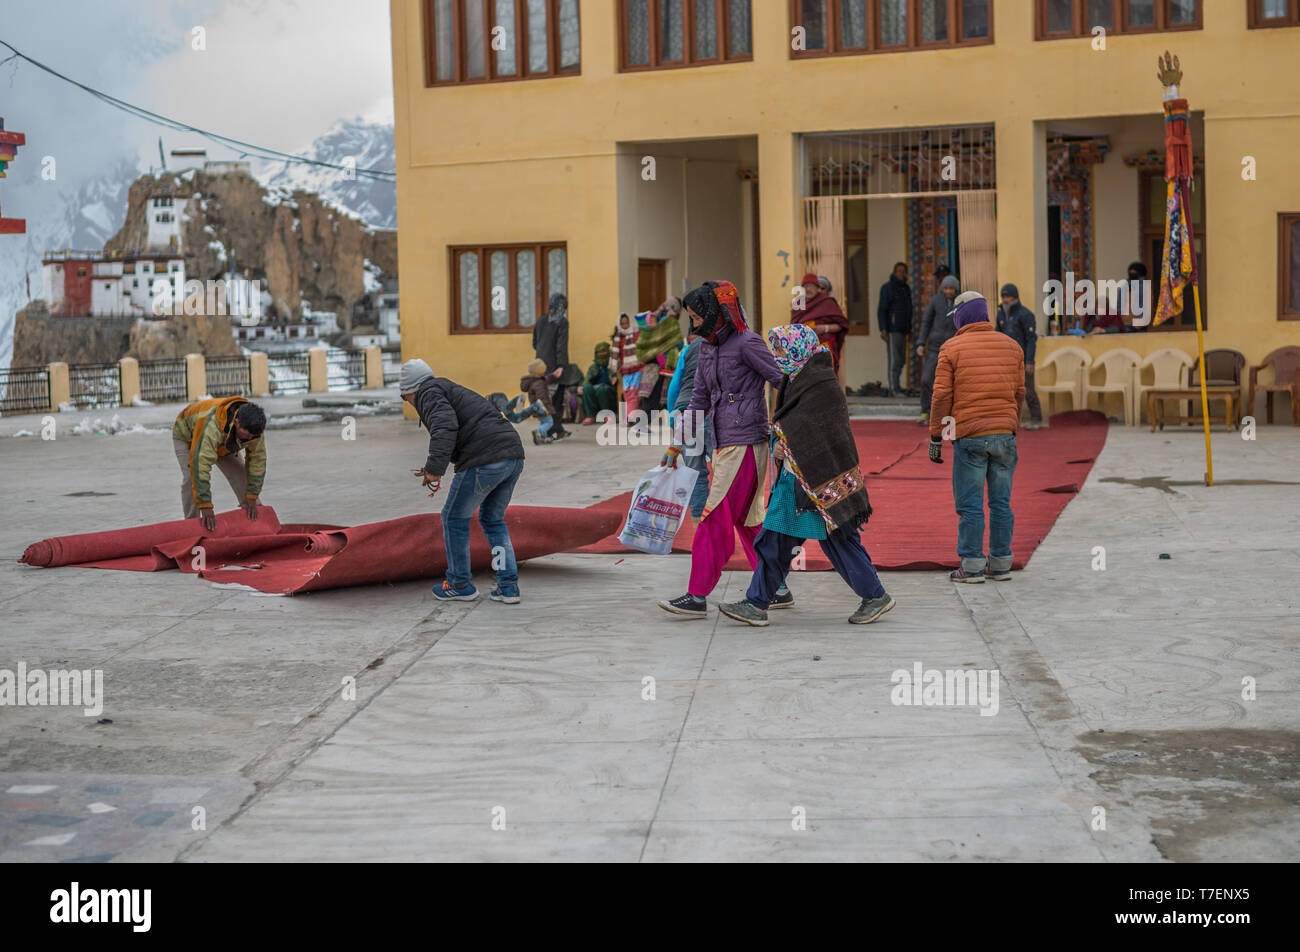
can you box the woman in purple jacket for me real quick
[659,280,785,618]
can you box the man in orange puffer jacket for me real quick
[928,292,1026,583]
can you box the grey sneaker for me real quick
[849,594,895,625]
[949,568,986,584]
[984,566,1012,581]
[719,600,770,627]
[769,586,795,609]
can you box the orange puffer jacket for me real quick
[929,321,1026,440]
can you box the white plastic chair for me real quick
[1083,348,1141,425]
[1037,346,1091,415]
[1133,348,1194,425]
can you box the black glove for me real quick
[928,438,943,464]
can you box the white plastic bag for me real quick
[618,464,699,555]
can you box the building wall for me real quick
[391,0,1300,395]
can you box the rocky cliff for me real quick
[13,301,241,368]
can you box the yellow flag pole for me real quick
[1191,282,1213,486]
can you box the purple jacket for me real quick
[685,323,784,449]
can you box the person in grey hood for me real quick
[916,273,961,424]
[532,293,580,436]
[399,359,526,604]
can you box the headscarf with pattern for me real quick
[682,279,749,345]
[766,323,829,377]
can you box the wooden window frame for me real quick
[448,242,567,335]
[1248,0,1300,27]
[618,0,754,72]
[1139,169,1207,331]
[1279,213,1300,320]
[424,0,581,87]
[1034,0,1201,40]
[789,0,993,59]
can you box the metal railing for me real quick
[68,362,123,409]
[139,358,188,403]
[268,353,311,395]
[327,349,367,392]
[382,351,401,386]
[0,366,52,416]
[206,356,252,397]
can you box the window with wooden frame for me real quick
[619,1,753,71]
[789,0,992,57]
[1279,214,1300,320]
[1036,0,1200,38]
[424,0,580,86]
[1140,169,1206,330]
[450,243,567,334]
[1249,0,1300,27]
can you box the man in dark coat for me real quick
[400,359,527,604]
[996,283,1043,429]
[532,293,580,434]
[876,262,913,397]
[916,273,960,424]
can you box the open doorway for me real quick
[637,259,666,312]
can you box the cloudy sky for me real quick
[0,0,394,365]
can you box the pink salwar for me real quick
[688,444,762,597]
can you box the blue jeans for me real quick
[681,417,712,518]
[441,458,525,592]
[952,434,1017,574]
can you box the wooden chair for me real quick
[1189,349,1247,424]
[1134,348,1194,425]
[1082,348,1141,425]
[1246,345,1300,425]
[1036,346,1091,415]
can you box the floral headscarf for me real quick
[767,323,829,377]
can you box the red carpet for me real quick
[577,411,1108,571]
[21,505,623,595]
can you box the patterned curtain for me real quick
[459,252,480,329]
[547,248,567,299]
[801,198,846,315]
[464,0,486,77]
[661,0,684,60]
[840,0,866,47]
[558,0,580,69]
[494,0,517,75]
[627,0,650,65]
[434,0,454,80]
[527,0,549,73]
[881,0,907,45]
[694,0,717,58]
[489,251,510,327]
[516,251,537,327]
[920,0,947,42]
[728,0,751,55]
[956,191,998,321]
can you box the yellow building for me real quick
[390,0,1300,421]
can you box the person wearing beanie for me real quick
[792,272,849,374]
[581,341,617,424]
[916,273,961,424]
[658,279,785,619]
[926,292,1026,583]
[876,262,914,397]
[513,357,564,444]
[995,283,1043,429]
[399,359,527,603]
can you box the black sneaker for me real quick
[984,566,1012,581]
[658,593,707,618]
[719,599,769,627]
[552,428,572,440]
[769,587,795,609]
[531,430,546,445]
[949,568,986,584]
[849,594,895,624]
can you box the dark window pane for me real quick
[694,0,718,58]
[800,0,827,50]
[435,0,454,80]
[962,0,990,38]
[1128,0,1155,26]
[627,0,650,64]
[728,0,751,55]
[1045,0,1072,32]
[920,0,948,41]
[1289,221,1300,312]
[841,0,867,47]
[465,0,486,77]
[1168,0,1196,23]
[1087,0,1113,30]
[881,0,908,45]
[527,0,549,72]
[1262,0,1287,17]
[661,0,684,60]
[559,0,580,68]
[493,0,517,75]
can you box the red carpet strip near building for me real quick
[576,411,1109,572]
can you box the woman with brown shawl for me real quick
[718,323,894,627]
[793,272,849,374]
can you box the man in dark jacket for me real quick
[876,262,913,397]
[996,284,1043,429]
[400,359,527,604]
[532,293,580,435]
[916,273,961,424]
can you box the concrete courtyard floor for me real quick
[1,393,1297,862]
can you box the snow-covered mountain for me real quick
[1,119,395,370]
[254,118,396,230]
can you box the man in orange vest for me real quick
[172,396,268,531]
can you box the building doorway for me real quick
[637,259,667,312]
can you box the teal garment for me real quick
[762,464,827,540]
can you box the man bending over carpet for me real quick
[173,396,267,533]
